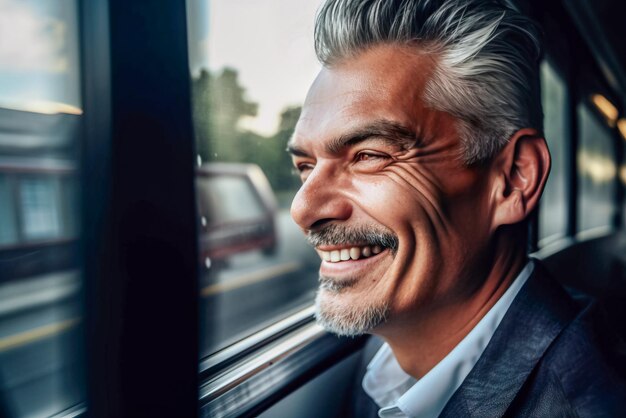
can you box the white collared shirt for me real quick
[362,261,534,418]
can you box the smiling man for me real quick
[288,0,625,417]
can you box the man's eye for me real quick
[355,152,389,162]
[296,163,314,173]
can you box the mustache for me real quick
[307,224,399,253]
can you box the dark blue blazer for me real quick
[348,262,626,417]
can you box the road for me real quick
[0,209,321,417]
[199,210,320,355]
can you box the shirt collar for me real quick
[362,261,534,418]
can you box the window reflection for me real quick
[539,61,567,244]
[197,164,278,265]
[0,0,83,416]
[20,178,63,240]
[620,129,626,225]
[577,104,617,232]
[0,175,18,245]
[188,0,323,356]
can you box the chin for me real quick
[314,287,389,337]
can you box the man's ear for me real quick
[490,128,551,231]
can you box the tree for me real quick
[191,68,303,203]
[191,68,257,162]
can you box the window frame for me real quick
[198,306,366,417]
[534,58,571,249]
[80,0,199,416]
[575,100,619,235]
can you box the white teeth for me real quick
[320,245,385,263]
[340,249,350,261]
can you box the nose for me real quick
[290,163,352,231]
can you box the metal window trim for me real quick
[50,402,87,418]
[199,313,366,418]
[199,305,316,378]
[201,322,325,402]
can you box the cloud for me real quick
[0,0,68,72]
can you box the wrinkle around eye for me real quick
[393,148,422,161]
[383,163,443,205]
[383,164,450,233]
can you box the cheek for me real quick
[350,164,490,257]
[352,164,449,230]
[349,171,444,258]
[350,174,430,227]
[349,173,477,307]
[439,171,493,237]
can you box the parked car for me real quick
[196,162,278,268]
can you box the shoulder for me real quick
[509,284,626,417]
[442,261,626,417]
[537,302,625,415]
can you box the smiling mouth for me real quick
[317,245,385,262]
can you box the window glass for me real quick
[619,146,626,229]
[60,177,78,238]
[197,175,267,224]
[577,104,616,232]
[538,61,567,244]
[0,1,84,417]
[20,177,62,241]
[0,175,18,245]
[188,0,323,356]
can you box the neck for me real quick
[376,235,528,379]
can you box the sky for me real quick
[188,0,323,136]
[0,0,321,128]
[0,0,81,114]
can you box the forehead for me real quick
[292,45,440,149]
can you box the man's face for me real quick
[289,45,496,336]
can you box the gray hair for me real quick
[314,0,543,164]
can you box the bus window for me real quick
[60,177,78,238]
[622,148,626,225]
[577,103,617,233]
[187,0,323,357]
[0,0,84,416]
[539,61,568,244]
[0,175,18,245]
[19,177,63,241]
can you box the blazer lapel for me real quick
[439,262,579,417]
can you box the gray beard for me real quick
[314,277,389,336]
[308,223,395,336]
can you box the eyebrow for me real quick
[287,120,420,157]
